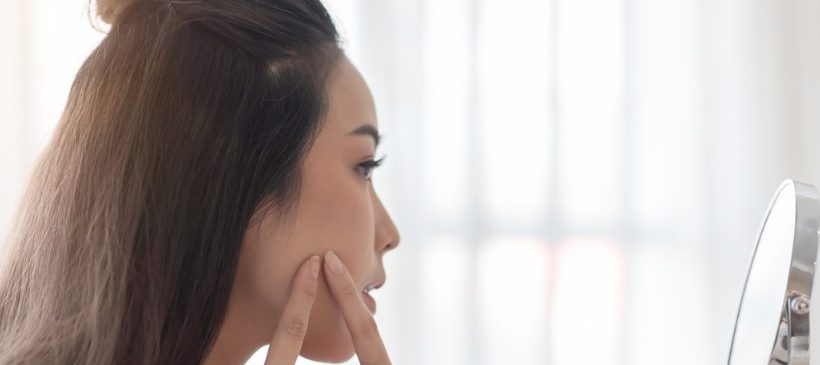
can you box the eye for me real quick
[356,156,386,181]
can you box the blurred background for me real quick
[1,0,819,364]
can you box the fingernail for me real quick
[310,255,321,279]
[325,250,343,274]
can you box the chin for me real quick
[299,312,355,363]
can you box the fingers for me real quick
[323,250,392,365]
[264,255,322,365]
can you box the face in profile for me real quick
[232,55,401,363]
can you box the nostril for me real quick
[382,240,398,252]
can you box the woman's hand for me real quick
[264,255,322,365]
[320,250,392,364]
[263,251,392,365]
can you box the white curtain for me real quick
[2,0,819,364]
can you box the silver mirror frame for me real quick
[728,179,820,365]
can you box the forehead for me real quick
[322,56,378,134]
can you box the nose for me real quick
[372,191,400,254]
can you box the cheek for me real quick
[301,168,375,271]
[238,235,356,363]
[235,226,293,320]
[315,184,372,238]
[296,177,376,361]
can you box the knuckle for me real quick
[340,282,359,298]
[282,316,309,342]
[304,282,317,299]
[354,315,380,337]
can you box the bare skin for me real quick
[263,251,392,365]
[203,56,400,364]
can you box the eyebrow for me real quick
[347,124,382,148]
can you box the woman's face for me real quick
[234,55,401,363]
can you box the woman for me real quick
[0,0,401,364]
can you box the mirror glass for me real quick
[728,183,797,364]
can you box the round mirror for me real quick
[728,180,820,365]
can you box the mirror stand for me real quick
[772,293,810,364]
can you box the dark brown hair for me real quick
[0,0,341,363]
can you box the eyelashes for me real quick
[356,156,386,181]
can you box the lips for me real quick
[361,276,385,315]
[363,277,385,293]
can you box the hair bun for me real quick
[96,0,138,24]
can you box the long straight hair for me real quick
[0,1,341,363]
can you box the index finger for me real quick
[264,255,322,365]
[322,250,392,365]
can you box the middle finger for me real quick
[322,250,391,365]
